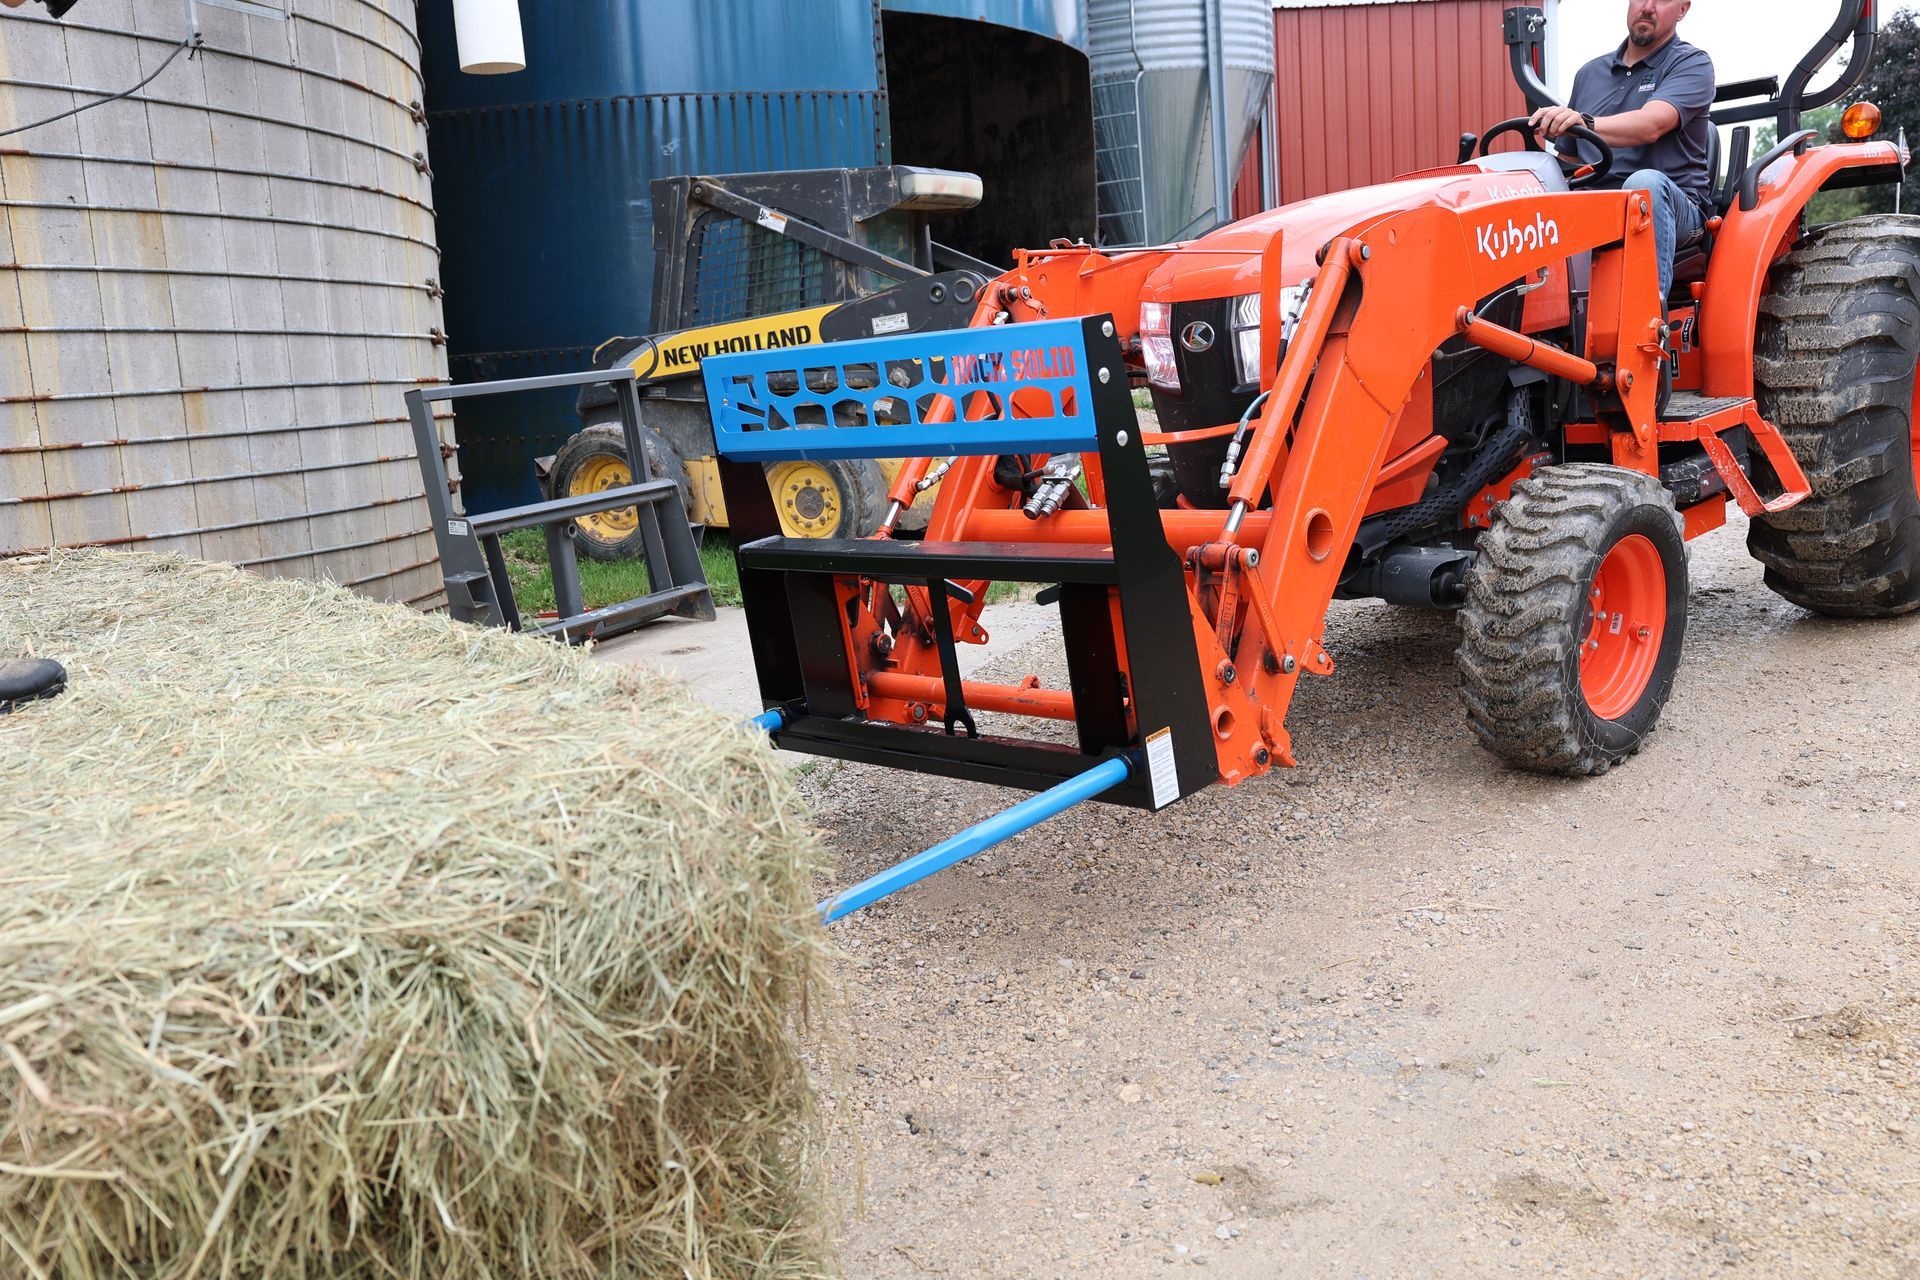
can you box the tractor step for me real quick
[738,536,1119,585]
[1663,392,1752,422]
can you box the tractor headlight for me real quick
[1141,302,1180,390]
[1230,288,1308,388]
[1230,293,1262,387]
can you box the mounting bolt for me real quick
[909,703,927,722]
[1216,661,1237,685]
[1098,367,1111,384]
[1637,626,1652,640]
[1116,429,1130,447]
[1102,320,1115,338]
[1242,549,1260,568]
[1281,655,1298,675]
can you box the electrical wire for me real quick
[0,23,201,141]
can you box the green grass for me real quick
[499,529,743,615]
[500,531,1035,618]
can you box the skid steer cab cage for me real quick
[704,316,1219,835]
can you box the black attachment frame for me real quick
[406,369,715,642]
[715,316,1218,811]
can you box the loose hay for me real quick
[0,551,835,1279]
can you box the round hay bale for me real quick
[0,551,834,1279]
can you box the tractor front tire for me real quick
[1456,464,1689,776]
[549,425,691,563]
[1750,214,1920,617]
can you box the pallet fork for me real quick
[707,318,1218,914]
[407,369,715,642]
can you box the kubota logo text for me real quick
[1476,214,1562,262]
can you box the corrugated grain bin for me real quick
[1268,0,1551,203]
[0,0,450,605]
[1091,0,1275,245]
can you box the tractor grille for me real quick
[682,212,834,326]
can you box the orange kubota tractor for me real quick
[707,2,1916,921]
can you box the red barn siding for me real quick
[1267,0,1530,205]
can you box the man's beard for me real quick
[1629,21,1658,49]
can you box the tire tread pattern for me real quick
[1456,464,1684,777]
[1750,214,1920,617]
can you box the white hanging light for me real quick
[452,0,525,75]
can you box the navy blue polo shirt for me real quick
[1566,35,1717,207]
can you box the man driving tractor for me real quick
[1531,0,1716,297]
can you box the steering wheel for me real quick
[1478,117,1615,190]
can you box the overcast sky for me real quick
[1549,0,1910,94]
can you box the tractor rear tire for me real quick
[549,424,691,563]
[1749,214,1920,617]
[1456,464,1689,776]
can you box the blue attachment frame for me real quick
[818,755,1134,922]
[702,316,1102,462]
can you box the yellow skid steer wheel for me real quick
[549,425,690,562]
[765,458,888,539]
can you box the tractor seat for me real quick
[1670,225,1711,297]
[1667,128,1729,299]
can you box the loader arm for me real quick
[911,190,1667,774]
[703,188,1666,794]
[1218,190,1664,767]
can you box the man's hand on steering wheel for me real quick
[1480,112,1614,189]
[1529,105,1590,144]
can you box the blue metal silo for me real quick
[419,1,888,508]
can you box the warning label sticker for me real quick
[871,312,911,335]
[447,519,469,537]
[756,207,789,234]
[1145,727,1178,810]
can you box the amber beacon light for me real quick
[1842,101,1884,139]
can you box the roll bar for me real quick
[1502,0,1879,135]
[1503,6,1557,113]
[1771,0,1876,135]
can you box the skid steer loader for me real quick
[549,165,995,558]
[710,1,1915,921]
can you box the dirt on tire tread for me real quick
[1456,464,1681,777]
[1750,214,1920,617]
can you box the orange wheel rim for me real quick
[1580,533,1666,721]
[1910,356,1920,500]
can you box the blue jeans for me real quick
[1622,169,1704,299]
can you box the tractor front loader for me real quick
[706,0,1917,922]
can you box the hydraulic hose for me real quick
[1353,408,1535,556]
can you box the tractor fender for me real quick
[1698,139,1907,399]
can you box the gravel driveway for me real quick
[790,513,1919,1278]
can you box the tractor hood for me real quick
[1139,163,1555,306]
